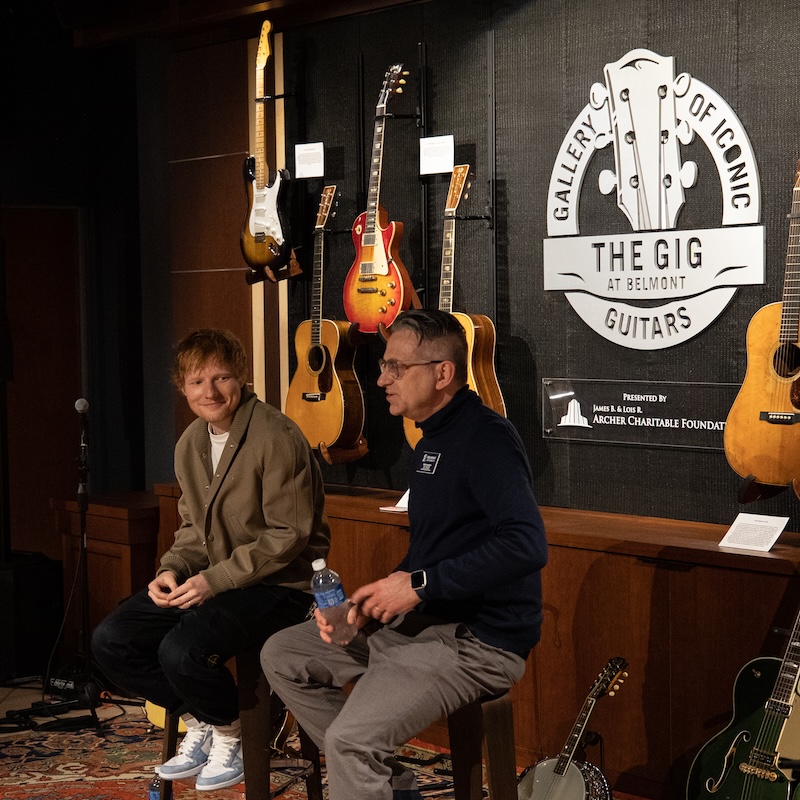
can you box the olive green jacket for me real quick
[158,388,330,596]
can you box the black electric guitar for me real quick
[518,657,628,800]
[240,20,298,284]
[285,186,367,464]
[724,158,800,498]
[686,606,800,800]
[403,165,507,448]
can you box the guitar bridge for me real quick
[302,392,326,402]
[759,412,800,425]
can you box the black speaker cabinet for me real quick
[0,552,63,681]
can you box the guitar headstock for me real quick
[589,656,628,699]
[377,63,409,111]
[315,185,337,231]
[256,20,273,70]
[445,165,472,217]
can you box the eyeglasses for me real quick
[377,359,444,379]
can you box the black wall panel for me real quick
[280,0,800,528]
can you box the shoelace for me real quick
[177,725,210,756]
[206,735,240,767]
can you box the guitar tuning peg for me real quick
[396,87,403,94]
[398,78,407,85]
[608,690,616,696]
[402,70,410,76]
[622,672,629,679]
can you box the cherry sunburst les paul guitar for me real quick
[342,63,419,333]
[285,186,367,465]
[240,20,298,285]
[723,158,800,499]
[403,165,507,448]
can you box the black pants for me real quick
[91,583,312,726]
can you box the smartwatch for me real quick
[410,569,427,593]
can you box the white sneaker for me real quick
[195,730,244,791]
[157,721,213,779]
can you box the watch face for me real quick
[411,570,426,590]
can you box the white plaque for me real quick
[419,135,454,175]
[295,142,325,179]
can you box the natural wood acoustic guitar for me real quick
[403,165,507,448]
[285,186,367,464]
[723,159,800,499]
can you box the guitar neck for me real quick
[362,109,386,255]
[767,606,800,713]
[439,215,456,314]
[554,697,596,774]
[780,176,800,343]
[310,228,325,346]
[254,68,267,189]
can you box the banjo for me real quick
[518,657,628,800]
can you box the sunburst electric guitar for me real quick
[723,158,800,498]
[285,186,367,463]
[342,64,418,333]
[241,20,297,285]
[403,165,507,448]
[517,657,628,800]
[686,604,800,800]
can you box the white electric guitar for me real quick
[518,657,628,800]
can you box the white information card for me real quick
[718,513,790,552]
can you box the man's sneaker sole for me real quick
[156,762,207,780]
[195,768,245,791]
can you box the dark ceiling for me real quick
[50,0,425,47]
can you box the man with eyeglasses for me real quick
[262,308,547,800]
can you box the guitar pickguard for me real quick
[248,176,285,245]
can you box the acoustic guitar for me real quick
[403,165,507,448]
[686,604,800,800]
[240,20,298,285]
[723,159,800,498]
[342,64,419,333]
[517,657,627,800]
[285,186,367,463]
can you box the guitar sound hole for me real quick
[774,342,800,379]
[308,345,326,373]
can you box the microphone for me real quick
[75,398,89,415]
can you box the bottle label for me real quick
[314,585,346,609]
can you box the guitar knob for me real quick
[387,281,396,289]
[379,289,386,296]
[388,299,396,306]
[379,306,387,313]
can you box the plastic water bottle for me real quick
[148,775,162,800]
[311,559,358,645]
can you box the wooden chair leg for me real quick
[298,724,324,800]
[159,712,179,800]
[448,699,485,800]
[236,650,272,800]
[481,693,517,800]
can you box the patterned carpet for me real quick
[0,699,461,800]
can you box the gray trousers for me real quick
[260,613,526,800]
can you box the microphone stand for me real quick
[4,401,106,734]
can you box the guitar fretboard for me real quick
[310,227,324,345]
[254,57,267,189]
[438,215,456,314]
[781,177,800,343]
[555,697,595,775]
[769,605,800,713]
[361,112,386,261]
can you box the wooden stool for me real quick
[448,692,518,800]
[158,648,323,800]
